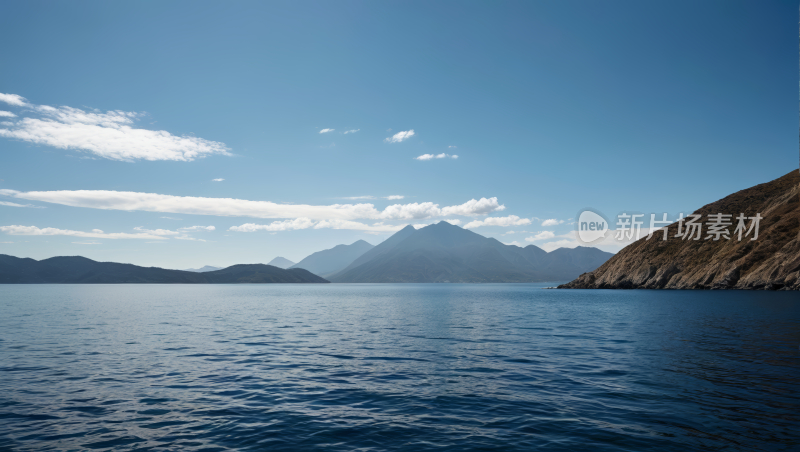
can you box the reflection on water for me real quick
[0,284,798,451]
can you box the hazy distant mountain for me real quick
[267,257,296,269]
[290,240,374,278]
[331,225,418,278]
[0,255,328,284]
[183,265,223,272]
[327,222,613,283]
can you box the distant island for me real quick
[559,169,799,290]
[0,255,328,284]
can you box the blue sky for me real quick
[0,0,796,268]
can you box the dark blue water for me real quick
[0,285,798,451]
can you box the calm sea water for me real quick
[0,284,798,451]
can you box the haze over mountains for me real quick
[267,257,296,269]
[326,222,613,283]
[184,265,222,273]
[290,240,374,278]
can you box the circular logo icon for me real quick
[576,209,609,244]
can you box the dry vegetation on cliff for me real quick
[559,170,800,290]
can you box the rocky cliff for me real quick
[559,169,800,290]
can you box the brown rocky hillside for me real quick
[559,169,800,290]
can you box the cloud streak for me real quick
[385,130,415,143]
[463,215,531,229]
[525,231,555,241]
[0,93,231,162]
[0,93,28,107]
[415,153,458,160]
[319,128,335,134]
[1,189,505,221]
[0,225,169,240]
[229,218,404,233]
[0,201,44,208]
[179,225,215,232]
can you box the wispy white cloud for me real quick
[342,195,405,201]
[229,218,317,232]
[0,94,231,162]
[160,216,182,220]
[0,111,16,118]
[72,241,101,245]
[319,128,335,134]
[313,219,405,232]
[0,225,169,240]
[442,198,504,216]
[503,240,523,247]
[1,189,505,221]
[0,201,44,208]
[463,215,530,229]
[541,219,564,227]
[174,235,207,242]
[385,129,415,143]
[379,197,504,219]
[524,231,555,241]
[229,218,403,233]
[212,178,224,182]
[415,153,458,160]
[131,225,213,243]
[343,129,360,134]
[448,145,457,149]
[537,228,659,253]
[179,225,215,232]
[0,93,28,107]
[539,239,577,252]
[133,226,179,236]
[501,230,533,236]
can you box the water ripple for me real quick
[0,284,798,451]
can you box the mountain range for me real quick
[0,255,328,284]
[183,265,222,272]
[267,257,296,269]
[2,221,614,284]
[559,169,800,290]
[290,240,374,278]
[327,222,613,283]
